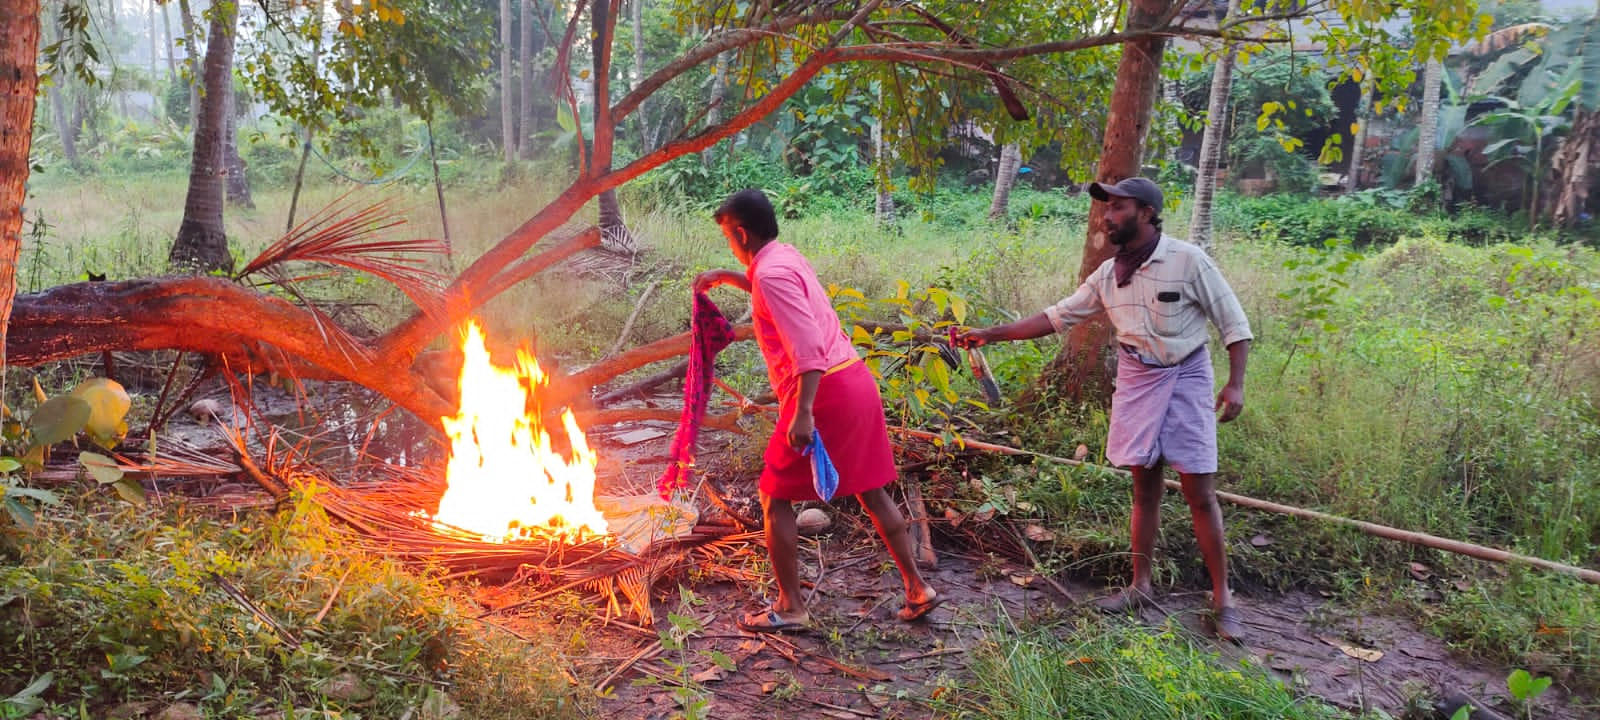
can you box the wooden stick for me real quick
[314,566,354,625]
[603,278,661,359]
[901,478,938,570]
[595,640,662,692]
[889,427,1600,586]
[593,358,687,404]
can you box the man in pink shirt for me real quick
[694,189,940,633]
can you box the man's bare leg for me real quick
[858,486,936,611]
[1179,471,1242,641]
[754,491,809,625]
[1095,463,1165,612]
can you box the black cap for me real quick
[1088,177,1164,210]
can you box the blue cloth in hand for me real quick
[804,429,840,502]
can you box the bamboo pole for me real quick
[888,427,1600,586]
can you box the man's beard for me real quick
[1108,220,1138,246]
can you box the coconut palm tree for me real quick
[1188,0,1241,253]
[168,0,238,273]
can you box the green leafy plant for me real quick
[0,376,137,528]
[632,586,729,720]
[1507,668,1553,718]
[0,673,52,719]
[1277,238,1361,376]
[833,281,984,435]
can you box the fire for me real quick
[430,321,609,542]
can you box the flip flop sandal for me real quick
[737,608,811,634]
[1212,606,1246,644]
[897,594,946,622]
[1092,588,1154,615]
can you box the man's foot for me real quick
[1092,586,1154,614]
[896,589,945,622]
[1211,606,1245,644]
[736,606,812,634]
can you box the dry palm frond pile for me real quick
[224,432,764,625]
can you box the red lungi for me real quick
[760,360,897,501]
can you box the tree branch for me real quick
[563,324,755,392]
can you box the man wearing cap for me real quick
[956,177,1253,642]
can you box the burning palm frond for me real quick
[238,193,448,316]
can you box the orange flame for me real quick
[430,321,609,542]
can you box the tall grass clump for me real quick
[1219,235,1600,562]
[958,618,1339,720]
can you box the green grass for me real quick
[0,491,590,718]
[955,617,1340,720]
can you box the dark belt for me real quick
[1119,343,1203,369]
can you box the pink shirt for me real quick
[746,242,859,399]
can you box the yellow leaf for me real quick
[1317,635,1384,662]
[32,377,47,405]
[69,378,131,445]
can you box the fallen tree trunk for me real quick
[9,276,452,423]
[889,428,1600,586]
[6,226,610,429]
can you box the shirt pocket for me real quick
[1146,288,1189,338]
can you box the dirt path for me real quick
[575,542,1592,719]
[571,426,1594,720]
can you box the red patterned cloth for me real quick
[656,291,737,499]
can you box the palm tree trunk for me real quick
[1345,78,1373,193]
[46,11,79,166]
[148,0,159,81]
[875,114,896,224]
[630,0,647,150]
[224,72,254,208]
[284,0,322,232]
[161,0,175,81]
[169,0,237,274]
[1042,0,1173,405]
[500,0,514,164]
[988,142,1022,220]
[593,0,633,254]
[177,0,198,125]
[1414,57,1443,186]
[517,0,536,158]
[1187,0,1241,254]
[1,0,41,398]
[702,50,728,167]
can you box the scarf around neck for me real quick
[1114,234,1160,287]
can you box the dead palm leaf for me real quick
[238,193,448,316]
[1468,22,1552,56]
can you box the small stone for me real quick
[419,690,461,720]
[796,507,831,534]
[188,398,224,421]
[153,704,203,720]
[321,672,373,703]
[106,701,155,719]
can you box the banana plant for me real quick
[1469,74,1582,229]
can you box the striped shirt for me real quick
[747,242,860,399]
[1044,235,1253,367]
